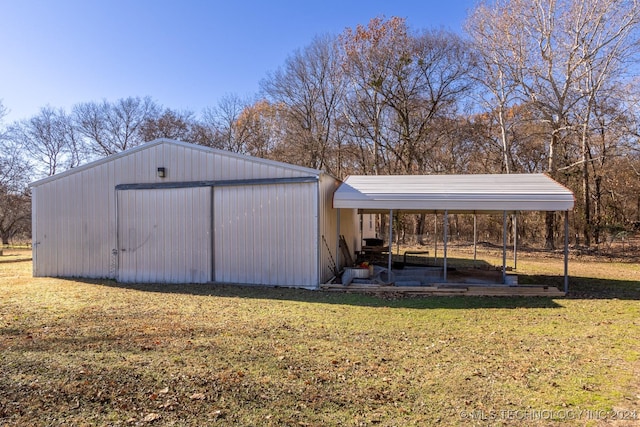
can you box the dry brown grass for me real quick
[1,250,639,426]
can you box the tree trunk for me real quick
[498,105,511,174]
[544,211,555,249]
[545,132,558,249]
[582,154,591,247]
[580,102,594,247]
[380,215,388,242]
[416,213,426,245]
[594,176,602,245]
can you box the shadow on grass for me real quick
[519,274,640,300]
[0,256,33,264]
[80,278,565,309]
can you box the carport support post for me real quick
[359,211,363,253]
[564,211,569,293]
[443,210,448,282]
[335,208,341,272]
[502,211,507,284]
[434,214,438,264]
[388,209,393,277]
[473,214,477,267]
[513,213,518,270]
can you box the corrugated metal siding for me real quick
[117,188,211,283]
[318,175,335,284]
[214,182,318,287]
[317,175,359,283]
[32,164,115,278]
[31,140,322,282]
[318,175,339,282]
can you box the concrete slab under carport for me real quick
[322,265,564,296]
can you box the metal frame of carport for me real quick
[333,174,575,292]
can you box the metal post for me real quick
[502,211,507,284]
[564,211,569,293]
[473,213,477,267]
[359,211,363,253]
[513,213,518,270]
[443,210,448,282]
[388,209,393,278]
[394,213,398,255]
[335,208,341,271]
[210,186,215,282]
[434,213,438,263]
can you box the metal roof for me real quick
[333,174,575,212]
[30,138,324,188]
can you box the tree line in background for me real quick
[1,0,639,250]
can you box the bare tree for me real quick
[340,17,408,175]
[0,188,30,245]
[340,18,475,176]
[73,96,159,157]
[467,7,524,173]
[11,106,80,177]
[0,102,29,191]
[0,101,32,245]
[201,94,250,152]
[569,0,640,245]
[405,30,476,174]
[467,0,640,248]
[139,108,198,142]
[0,101,7,141]
[261,35,345,173]
[235,100,283,159]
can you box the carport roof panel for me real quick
[333,174,575,212]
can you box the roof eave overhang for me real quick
[334,200,575,212]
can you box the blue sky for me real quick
[0,1,477,123]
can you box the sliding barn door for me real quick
[117,187,211,283]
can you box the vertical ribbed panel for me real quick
[214,182,317,287]
[117,187,211,283]
[318,175,338,283]
[32,164,115,278]
[317,175,359,283]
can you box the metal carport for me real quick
[333,174,575,291]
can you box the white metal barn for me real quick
[30,139,356,288]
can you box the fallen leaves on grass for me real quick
[1,258,639,426]
[142,412,161,422]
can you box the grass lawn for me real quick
[1,249,639,426]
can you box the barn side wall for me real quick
[318,175,358,284]
[32,160,117,278]
[31,141,320,282]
